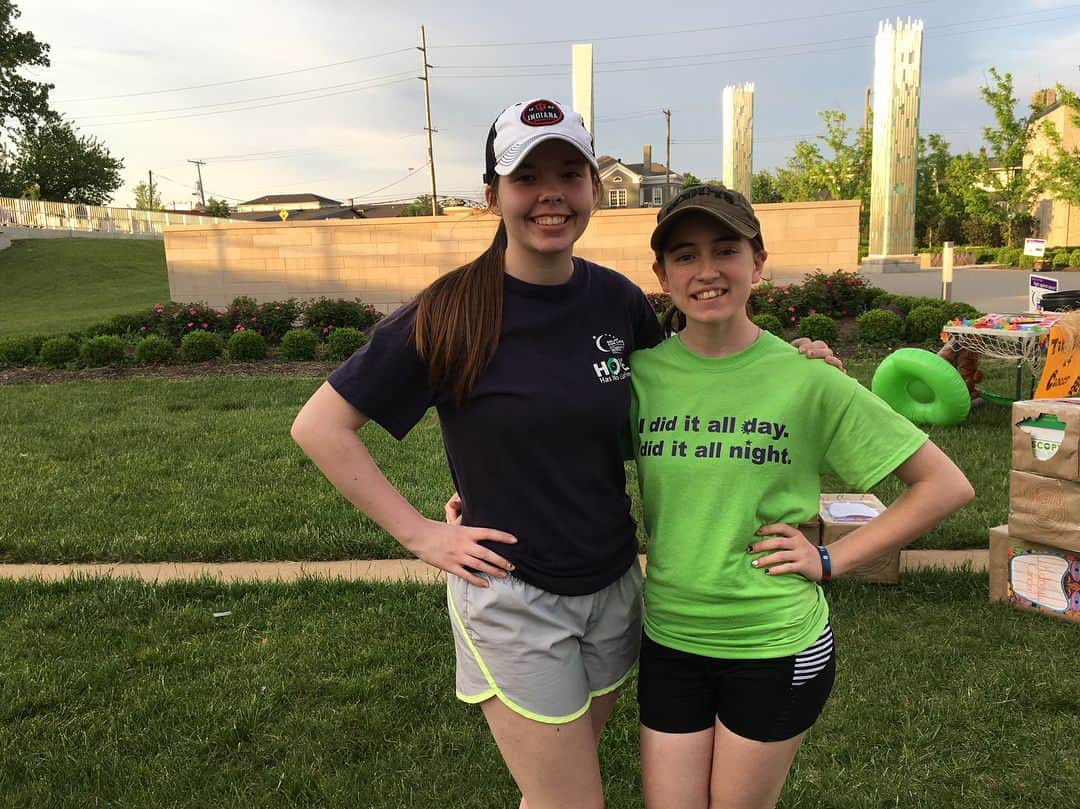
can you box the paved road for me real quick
[769,267,1080,313]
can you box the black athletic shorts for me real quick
[637,623,835,742]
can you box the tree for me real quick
[773,110,871,206]
[681,171,702,188]
[915,133,966,247]
[204,197,231,217]
[1032,84,1080,208]
[953,68,1040,246]
[399,194,442,216]
[10,118,123,204]
[751,170,782,203]
[0,1,54,133]
[133,180,162,211]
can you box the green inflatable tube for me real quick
[871,348,971,425]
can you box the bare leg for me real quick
[640,724,714,809]
[484,690,622,809]
[708,721,806,809]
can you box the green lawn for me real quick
[0,572,1074,808]
[0,356,1019,562]
[0,238,169,337]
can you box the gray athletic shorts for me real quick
[446,562,643,724]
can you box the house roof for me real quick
[598,155,681,180]
[230,206,362,222]
[237,193,342,207]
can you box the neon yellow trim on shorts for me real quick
[446,582,603,725]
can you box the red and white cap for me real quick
[483,98,598,184]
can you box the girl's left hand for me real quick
[748,523,824,581]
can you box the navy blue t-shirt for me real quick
[328,257,663,595]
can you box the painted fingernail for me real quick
[751,560,758,567]
[746,545,754,553]
[507,564,515,571]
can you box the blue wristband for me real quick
[816,545,832,584]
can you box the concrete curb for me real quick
[0,550,988,584]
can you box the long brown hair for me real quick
[410,164,599,403]
[410,219,509,404]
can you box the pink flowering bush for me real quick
[302,297,383,339]
[139,302,227,344]
[225,296,302,344]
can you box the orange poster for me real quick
[1035,324,1080,398]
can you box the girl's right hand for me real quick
[406,518,517,587]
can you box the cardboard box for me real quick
[1008,470,1080,551]
[1011,399,1080,482]
[818,494,899,584]
[989,524,1080,623]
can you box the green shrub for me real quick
[134,336,174,365]
[1053,251,1071,269]
[944,302,981,322]
[324,327,367,361]
[1019,254,1036,270]
[961,219,1003,247]
[81,321,119,339]
[996,246,1021,266]
[226,296,302,344]
[227,329,267,362]
[751,313,784,336]
[798,270,876,318]
[80,335,125,367]
[857,309,902,345]
[797,313,837,343]
[280,329,319,360]
[904,304,950,343]
[0,336,37,366]
[303,297,383,336]
[972,247,998,264]
[139,302,228,344]
[38,336,79,368]
[179,330,224,363]
[108,312,145,335]
[1069,249,1080,268]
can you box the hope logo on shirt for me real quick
[591,333,630,384]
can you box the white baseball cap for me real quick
[483,98,598,184]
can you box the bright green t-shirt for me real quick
[629,331,927,659]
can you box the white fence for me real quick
[0,197,226,235]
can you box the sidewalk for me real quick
[0,550,988,584]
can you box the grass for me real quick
[0,571,1075,808]
[0,239,169,337]
[0,354,1023,562]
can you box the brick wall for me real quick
[164,200,860,311]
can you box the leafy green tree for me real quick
[750,170,782,203]
[952,68,1040,246]
[681,171,702,188]
[132,180,162,211]
[774,110,870,205]
[10,118,123,204]
[1032,84,1080,208]
[0,1,54,133]
[204,197,231,217]
[399,194,442,216]
[915,133,966,247]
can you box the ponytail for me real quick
[411,220,508,404]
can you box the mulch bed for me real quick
[0,361,337,385]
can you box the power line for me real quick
[73,71,416,122]
[58,47,415,102]
[353,163,431,200]
[430,1,935,49]
[78,76,415,127]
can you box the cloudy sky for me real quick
[19,0,1080,209]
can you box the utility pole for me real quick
[418,26,439,216]
[863,87,872,129]
[187,159,207,209]
[147,170,154,210]
[663,109,672,201]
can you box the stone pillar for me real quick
[721,83,754,199]
[863,18,924,273]
[572,44,594,140]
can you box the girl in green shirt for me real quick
[632,185,973,809]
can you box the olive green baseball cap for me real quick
[650,184,763,251]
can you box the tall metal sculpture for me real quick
[722,83,755,199]
[864,18,924,272]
